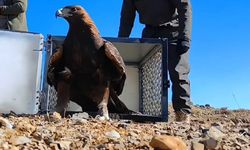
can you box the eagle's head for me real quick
[56,5,100,37]
[56,6,88,22]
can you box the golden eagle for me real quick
[47,5,132,120]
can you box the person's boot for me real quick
[175,111,190,123]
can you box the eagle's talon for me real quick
[58,67,72,80]
[95,115,110,121]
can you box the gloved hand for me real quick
[177,39,190,55]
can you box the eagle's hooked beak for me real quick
[55,8,72,18]
[55,8,63,18]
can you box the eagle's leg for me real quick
[55,80,71,116]
[96,86,110,120]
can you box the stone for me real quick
[191,141,204,150]
[9,146,19,150]
[72,112,89,120]
[9,136,32,145]
[149,135,187,150]
[202,138,220,149]
[105,130,120,139]
[0,117,13,129]
[1,142,9,150]
[55,141,71,150]
[128,137,140,145]
[50,112,62,122]
[45,112,62,122]
[114,143,125,150]
[50,143,60,150]
[72,118,88,125]
[239,129,250,136]
[207,126,225,140]
[128,131,138,137]
[201,126,225,149]
[0,129,4,137]
[236,137,248,145]
[16,121,36,133]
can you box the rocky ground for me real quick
[0,105,249,150]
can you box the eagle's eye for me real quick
[71,7,78,13]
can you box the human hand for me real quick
[177,39,190,55]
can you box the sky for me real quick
[27,0,250,110]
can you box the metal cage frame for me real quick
[40,36,169,121]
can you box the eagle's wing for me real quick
[103,40,126,96]
[47,46,63,86]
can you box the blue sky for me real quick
[27,0,250,109]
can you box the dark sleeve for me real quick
[1,0,27,15]
[118,0,136,37]
[170,0,192,41]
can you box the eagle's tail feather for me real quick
[108,89,137,114]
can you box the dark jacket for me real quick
[0,0,7,29]
[0,0,28,31]
[118,0,192,42]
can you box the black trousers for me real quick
[142,25,191,114]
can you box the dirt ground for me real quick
[0,105,249,150]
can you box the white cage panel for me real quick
[0,30,43,114]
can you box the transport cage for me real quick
[0,30,44,114]
[43,36,169,121]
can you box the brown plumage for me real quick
[47,5,132,119]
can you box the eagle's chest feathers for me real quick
[64,36,104,79]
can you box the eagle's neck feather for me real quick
[75,13,104,49]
